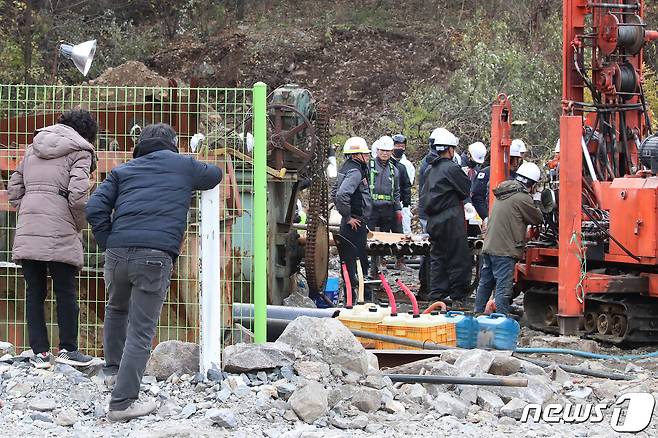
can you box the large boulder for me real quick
[145,341,199,380]
[276,316,370,374]
[288,380,328,423]
[223,342,295,373]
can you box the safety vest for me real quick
[369,159,395,201]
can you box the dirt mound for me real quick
[89,61,170,88]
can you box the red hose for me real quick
[422,301,447,314]
[378,273,397,315]
[341,263,352,309]
[396,279,419,316]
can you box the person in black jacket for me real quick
[419,128,472,304]
[86,123,222,422]
[332,136,372,302]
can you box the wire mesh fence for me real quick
[0,83,263,357]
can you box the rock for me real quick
[477,389,504,413]
[592,380,622,401]
[276,316,370,375]
[283,291,317,308]
[145,341,199,380]
[157,398,181,418]
[30,412,53,423]
[625,363,643,373]
[223,342,295,373]
[29,397,57,412]
[528,335,598,353]
[454,349,496,376]
[364,374,386,389]
[351,387,382,413]
[518,361,547,377]
[0,341,14,356]
[206,408,238,428]
[458,386,478,405]
[179,403,197,419]
[566,386,593,399]
[489,375,554,404]
[429,361,460,376]
[273,380,297,400]
[547,365,572,386]
[431,393,468,419]
[329,414,369,430]
[365,351,379,372]
[293,361,331,381]
[288,380,328,423]
[440,349,463,364]
[216,387,232,403]
[399,383,428,404]
[500,398,528,420]
[489,353,522,376]
[281,409,298,421]
[385,357,443,374]
[142,375,158,385]
[207,368,224,382]
[55,408,78,427]
[280,365,296,381]
[8,382,33,397]
[382,398,406,414]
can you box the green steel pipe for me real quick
[252,82,268,344]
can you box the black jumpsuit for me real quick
[419,156,472,300]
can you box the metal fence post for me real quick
[199,185,221,375]
[252,82,268,344]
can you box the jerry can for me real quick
[476,313,520,350]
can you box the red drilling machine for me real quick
[490,0,658,344]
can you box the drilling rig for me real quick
[491,0,658,344]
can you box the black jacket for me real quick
[86,143,222,259]
[420,156,471,217]
[418,151,438,220]
[332,157,372,222]
[391,157,412,207]
[471,166,490,219]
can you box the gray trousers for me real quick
[103,247,172,411]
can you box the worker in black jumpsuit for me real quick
[419,128,472,303]
[332,137,373,303]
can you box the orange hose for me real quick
[423,301,447,314]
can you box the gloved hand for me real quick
[464,203,477,220]
[395,211,403,224]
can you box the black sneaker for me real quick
[30,352,53,369]
[56,349,94,367]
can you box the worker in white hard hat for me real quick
[474,161,543,316]
[418,128,472,304]
[391,133,415,270]
[462,141,488,233]
[331,137,373,302]
[367,135,401,275]
[463,142,487,182]
[509,139,525,178]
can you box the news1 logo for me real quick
[521,393,656,433]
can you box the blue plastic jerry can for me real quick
[440,311,479,349]
[476,313,520,350]
[316,277,340,308]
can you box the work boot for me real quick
[107,400,157,423]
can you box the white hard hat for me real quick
[343,136,370,154]
[554,139,560,153]
[377,136,394,151]
[512,138,528,154]
[429,128,459,151]
[515,162,541,183]
[510,139,524,157]
[468,142,487,164]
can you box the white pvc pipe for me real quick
[199,185,221,376]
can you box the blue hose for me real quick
[515,347,658,361]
